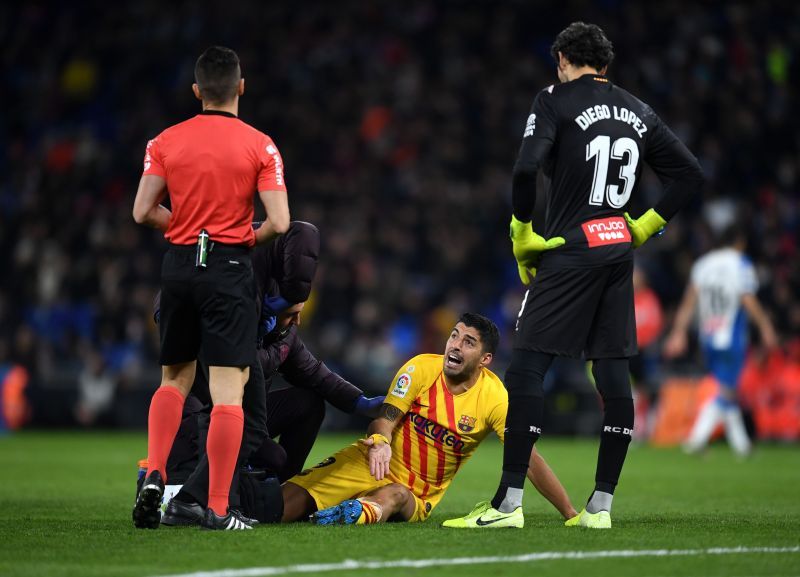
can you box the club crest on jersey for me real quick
[391,373,412,398]
[458,415,477,433]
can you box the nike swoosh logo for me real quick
[475,516,505,526]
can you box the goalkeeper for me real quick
[446,22,703,528]
[281,313,577,525]
[446,22,704,530]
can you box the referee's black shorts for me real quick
[514,259,637,359]
[159,243,257,367]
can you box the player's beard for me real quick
[443,356,479,383]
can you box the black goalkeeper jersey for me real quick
[513,74,703,268]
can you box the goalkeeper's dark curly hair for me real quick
[550,22,614,71]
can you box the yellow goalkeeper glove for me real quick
[624,208,667,249]
[510,216,565,285]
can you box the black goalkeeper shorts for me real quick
[159,244,257,367]
[514,259,637,360]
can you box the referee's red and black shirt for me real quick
[142,111,287,247]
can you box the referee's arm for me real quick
[132,174,171,232]
[254,189,290,245]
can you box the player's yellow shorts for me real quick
[286,444,431,522]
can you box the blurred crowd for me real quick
[0,1,798,433]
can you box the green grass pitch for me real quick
[0,431,798,577]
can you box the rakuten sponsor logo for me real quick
[409,413,465,453]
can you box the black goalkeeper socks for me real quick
[491,351,552,512]
[592,359,634,495]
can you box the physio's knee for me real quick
[250,438,288,476]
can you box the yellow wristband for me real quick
[369,433,390,446]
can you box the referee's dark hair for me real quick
[458,313,500,355]
[550,22,614,71]
[195,46,241,104]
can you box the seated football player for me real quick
[281,313,578,526]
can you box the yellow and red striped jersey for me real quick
[380,354,508,505]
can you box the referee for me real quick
[132,46,289,530]
[444,23,703,529]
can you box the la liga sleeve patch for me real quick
[391,373,412,398]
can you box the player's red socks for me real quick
[356,499,383,524]
[146,385,186,482]
[206,404,244,515]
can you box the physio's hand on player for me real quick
[261,314,277,335]
[624,208,667,249]
[510,216,565,285]
[258,294,291,344]
[353,395,386,419]
[360,434,392,481]
[263,294,292,316]
[663,330,687,359]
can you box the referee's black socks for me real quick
[588,358,634,513]
[491,351,552,513]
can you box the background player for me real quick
[281,313,577,526]
[131,46,290,531]
[664,226,777,456]
[450,22,704,530]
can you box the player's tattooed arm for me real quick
[377,403,403,424]
[363,403,401,481]
[366,403,404,442]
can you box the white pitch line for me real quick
[149,546,800,577]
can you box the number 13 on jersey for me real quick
[587,135,639,208]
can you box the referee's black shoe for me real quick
[132,471,164,529]
[162,498,205,527]
[231,508,260,527]
[200,508,253,531]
